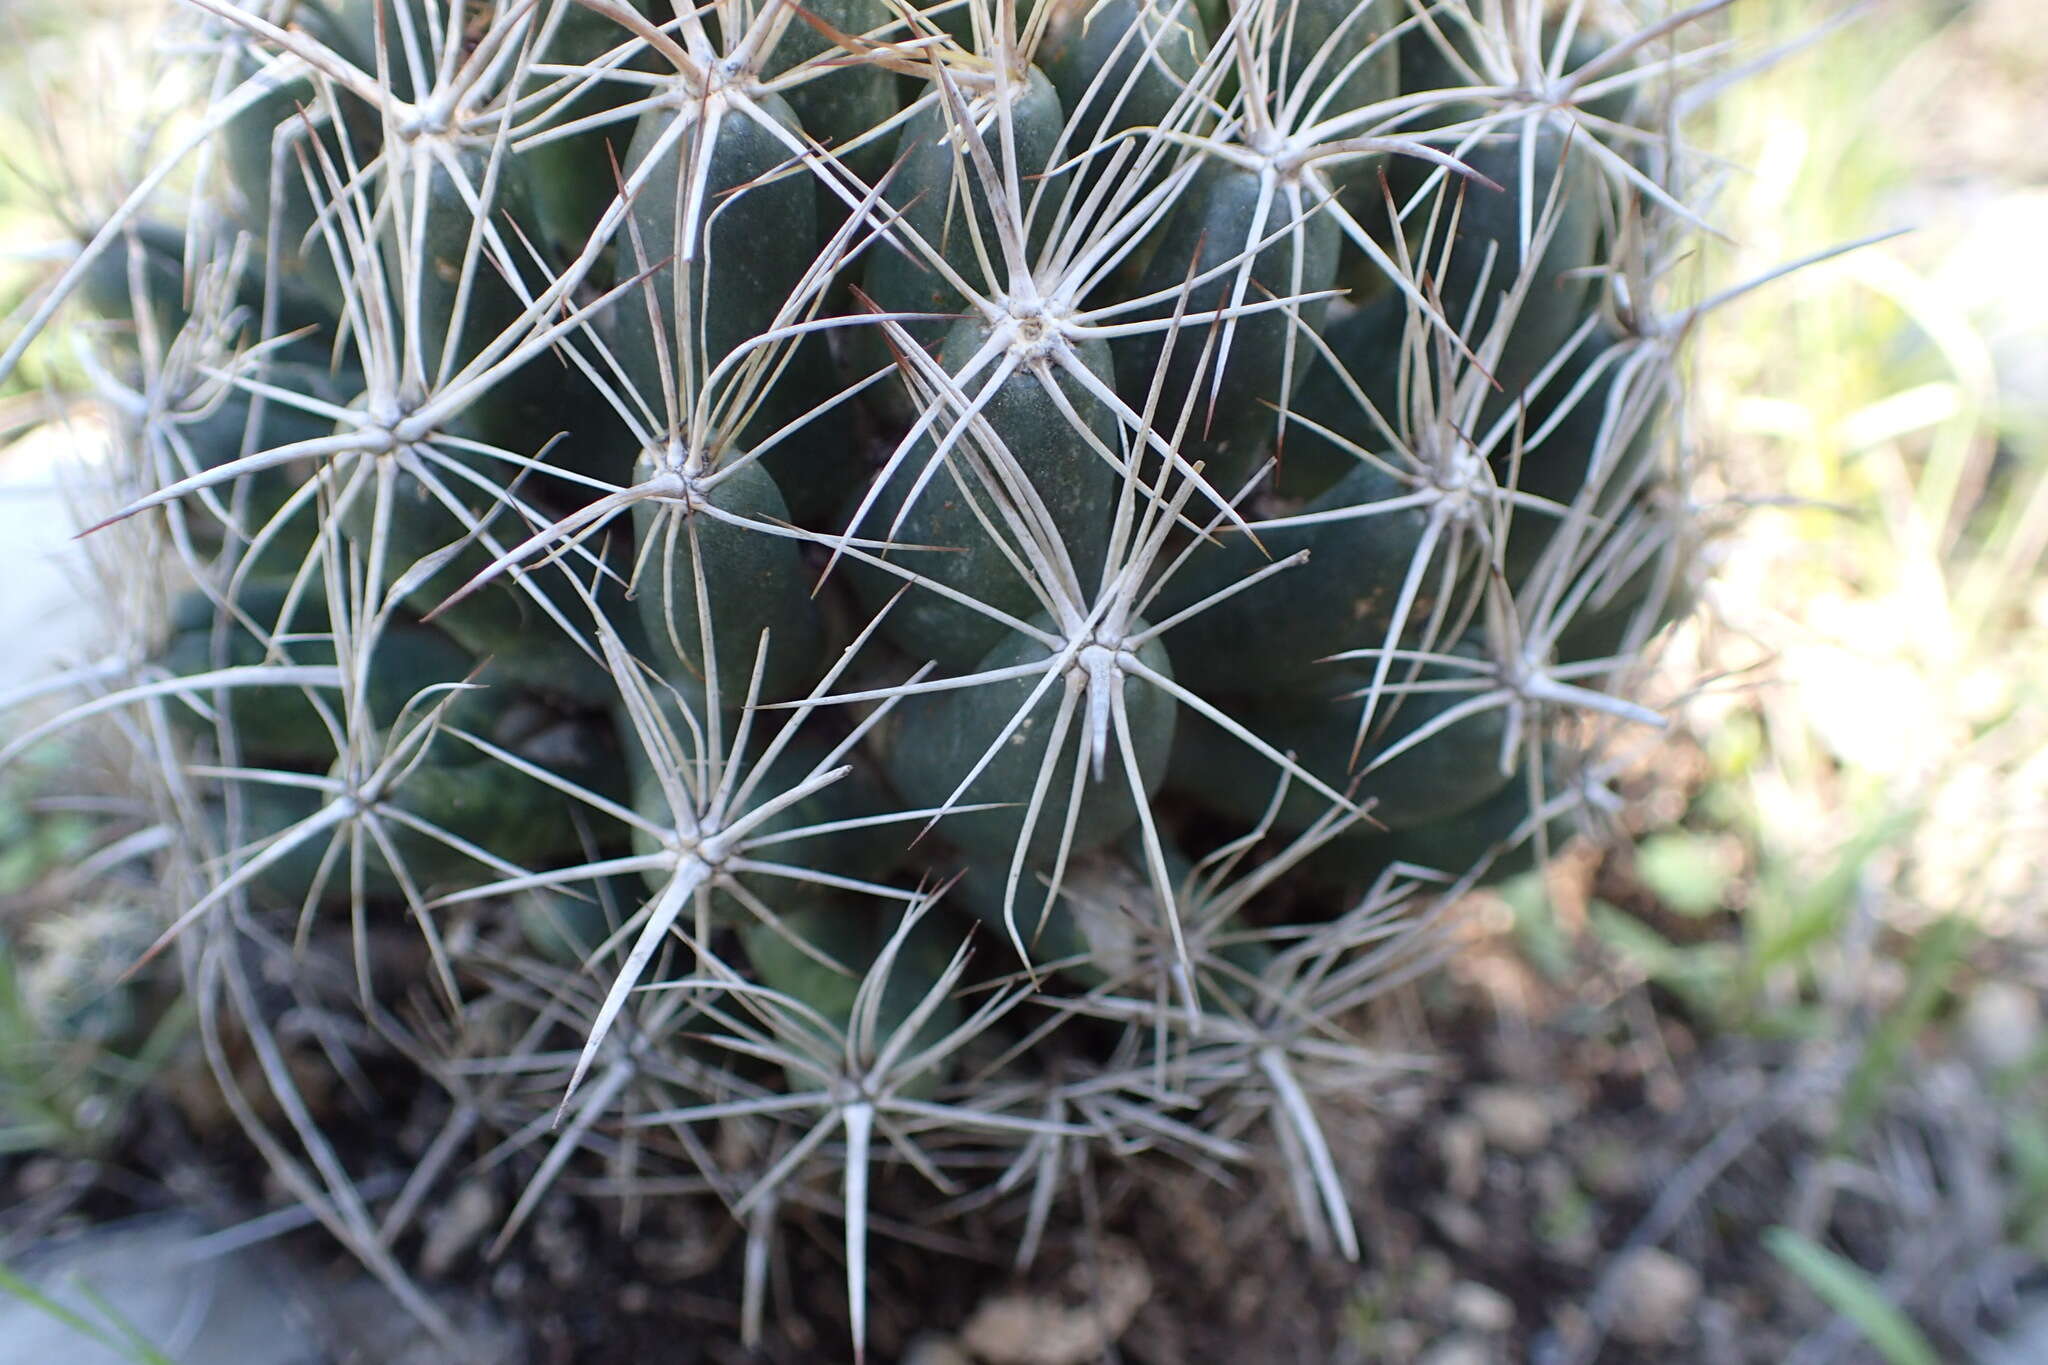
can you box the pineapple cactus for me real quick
[5,0,1774,1354]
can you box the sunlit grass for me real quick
[0,0,189,410]
[1685,0,2047,946]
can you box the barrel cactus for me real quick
[15,0,1738,1353]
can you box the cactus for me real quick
[9,0,1762,1354]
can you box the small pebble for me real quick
[420,1180,499,1278]
[1578,1139,1642,1200]
[1449,1281,1514,1334]
[1376,1322,1425,1359]
[1436,1118,1485,1200]
[1961,979,2041,1073]
[489,1261,526,1301]
[1412,1250,1454,1304]
[1417,1331,1499,1365]
[900,1334,972,1365]
[1426,1197,1486,1250]
[961,1241,1151,1365]
[1609,1246,1701,1346]
[1467,1086,1552,1154]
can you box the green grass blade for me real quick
[1763,1227,1940,1365]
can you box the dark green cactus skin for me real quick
[874,621,1176,865]
[341,461,619,704]
[1304,125,1605,491]
[1430,125,1603,403]
[213,720,619,910]
[739,901,963,1094]
[80,220,326,356]
[769,0,902,190]
[156,359,360,574]
[1506,330,1652,507]
[1036,0,1211,205]
[1155,458,1475,698]
[844,319,1123,672]
[163,582,485,766]
[1266,0,1402,132]
[1165,646,1510,835]
[1113,159,1341,492]
[390,145,543,381]
[945,852,1097,972]
[110,11,1689,927]
[855,66,1066,387]
[1550,513,1692,668]
[220,32,380,314]
[611,90,827,431]
[1272,288,1405,500]
[516,875,644,965]
[630,456,826,705]
[945,833,1201,983]
[386,749,603,874]
[622,683,899,910]
[1297,752,1584,891]
[521,0,661,259]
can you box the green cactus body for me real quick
[1301,752,1585,890]
[622,688,898,912]
[383,750,601,881]
[1550,509,1692,668]
[769,0,901,189]
[1341,126,1601,401]
[737,902,962,1095]
[1497,328,1665,583]
[945,851,1097,972]
[630,456,826,705]
[1286,153,1613,525]
[161,356,361,572]
[1036,0,1211,199]
[213,734,600,911]
[520,0,661,259]
[341,458,617,703]
[163,583,484,766]
[857,67,1065,370]
[1267,0,1401,140]
[1113,158,1341,491]
[1166,648,1510,835]
[873,619,1175,864]
[1156,458,1474,698]
[610,89,839,479]
[80,221,341,356]
[62,4,1726,1340]
[516,875,643,966]
[611,89,819,382]
[207,781,399,908]
[383,139,551,414]
[219,0,385,312]
[1431,124,1602,402]
[1344,17,1617,288]
[1274,288,1403,500]
[846,318,1122,672]
[945,834,1199,985]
